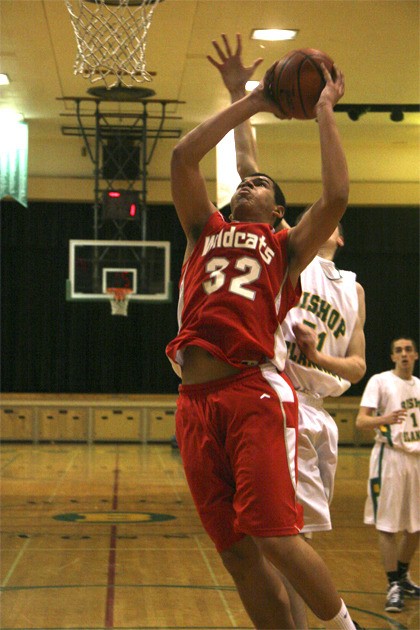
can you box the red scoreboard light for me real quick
[101,190,140,220]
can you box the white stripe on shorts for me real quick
[260,363,297,491]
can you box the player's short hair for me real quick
[390,337,418,353]
[295,207,344,238]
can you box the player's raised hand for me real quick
[317,63,345,110]
[207,33,263,95]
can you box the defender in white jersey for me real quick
[356,337,420,613]
[282,242,365,534]
[278,218,366,628]
[208,34,366,630]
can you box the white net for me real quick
[107,288,132,316]
[65,0,160,88]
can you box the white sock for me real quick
[325,599,356,630]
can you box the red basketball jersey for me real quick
[166,212,301,371]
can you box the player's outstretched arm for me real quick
[171,73,285,254]
[208,36,293,232]
[208,33,262,177]
[287,64,348,286]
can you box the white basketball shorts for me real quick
[364,442,420,533]
[296,392,339,533]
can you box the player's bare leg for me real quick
[397,530,419,564]
[278,533,323,629]
[378,530,406,611]
[255,534,356,627]
[378,530,398,571]
[220,536,295,629]
[280,571,309,629]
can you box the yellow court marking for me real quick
[53,511,176,523]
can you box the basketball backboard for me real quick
[67,239,171,302]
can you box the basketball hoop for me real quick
[64,0,163,89]
[107,287,133,316]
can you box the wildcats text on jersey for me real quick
[202,225,275,265]
[295,291,346,339]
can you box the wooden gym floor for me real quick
[1,442,419,630]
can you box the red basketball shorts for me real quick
[176,363,303,552]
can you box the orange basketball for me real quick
[269,48,335,119]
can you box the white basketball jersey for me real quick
[282,256,358,398]
[360,370,420,453]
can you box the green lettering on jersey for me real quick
[297,352,308,367]
[296,291,347,339]
[401,398,420,411]
[327,309,339,330]
[317,299,331,322]
[333,318,346,339]
[286,341,299,362]
[307,295,320,314]
[403,430,420,442]
[300,292,310,309]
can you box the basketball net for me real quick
[64,0,160,88]
[107,287,133,316]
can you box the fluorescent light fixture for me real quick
[0,73,10,85]
[251,29,298,41]
[0,116,28,208]
[245,80,260,92]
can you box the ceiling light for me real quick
[251,29,298,42]
[245,80,260,92]
[0,73,10,85]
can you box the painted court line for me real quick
[105,450,120,628]
[1,537,31,589]
[0,451,21,472]
[194,535,238,628]
[47,448,81,503]
[157,450,184,502]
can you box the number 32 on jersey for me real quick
[203,256,262,300]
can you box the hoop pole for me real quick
[75,99,95,163]
[141,106,147,241]
[94,100,101,242]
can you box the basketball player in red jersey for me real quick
[166,43,358,629]
[207,34,367,630]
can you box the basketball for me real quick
[269,48,335,120]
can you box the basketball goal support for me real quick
[62,0,184,242]
[59,96,183,241]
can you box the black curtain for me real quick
[1,201,418,394]
[1,200,184,394]
[285,205,420,394]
